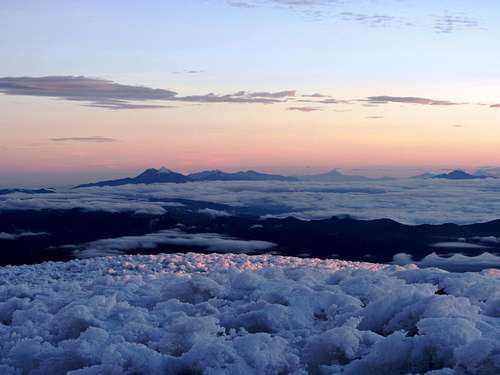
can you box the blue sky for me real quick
[1,0,499,186]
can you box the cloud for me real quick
[197,208,233,217]
[227,1,258,8]
[2,76,488,111]
[296,98,346,104]
[64,229,276,258]
[0,76,296,109]
[287,106,323,112]
[490,104,500,108]
[430,242,490,249]
[366,116,384,119]
[365,96,462,106]
[472,236,500,244]
[50,136,117,143]
[434,15,482,34]
[172,70,205,74]
[249,90,296,98]
[393,251,500,272]
[228,0,338,7]
[320,98,344,104]
[178,90,295,104]
[84,100,174,110]
[229,2,409,27]
[6,177,500,225]
[303,93,329,98]
[337,12,401,27]
[0,231,50,240]
[0,76,178,109]
[0,190,169,215]
[47,177,500,225]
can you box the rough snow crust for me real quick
[0,253,498,375]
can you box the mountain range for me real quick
[188,169,297,182]
[75,167,300,188]
[74,167,496,188]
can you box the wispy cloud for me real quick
[434,14,482,34]
[63,229,276,258]
[0,76,296,109]
[302,93,329,98]
[50,136,117,143]
[337,12,402,27]
[227,0,259,8]
[490,104,500,108]
[0,231,50,240]
[365,96,463,106]
[0,76,178,109]
[172,69,205,75]
[297,97,346,104]
[366,115,384,119]
[287,106,323,112]
[177,91,295,104]
[228,0,338,7]
[319,98,344,104]
[228,1,485,35]
[85,100,175,110]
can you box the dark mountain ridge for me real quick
[2,203,500,266]
[75,167,298,188]
[432,170,493,180]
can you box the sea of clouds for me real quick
[3,178,500,224]
[0,253,498,374]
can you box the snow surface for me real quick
[0,253,498,374]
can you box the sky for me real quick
[1,0,499,186]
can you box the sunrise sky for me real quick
[1,0,499,186]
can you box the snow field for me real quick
[0,253,498,374]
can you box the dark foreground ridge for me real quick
[1,201,500,266]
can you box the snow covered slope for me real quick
[0,253,498,374]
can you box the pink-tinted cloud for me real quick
[287,106,323,112]
[366,96,463,106]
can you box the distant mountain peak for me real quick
[75,167,190,188]
[158,167,174,174]
[432,169,492,180]
[298,169,370,181]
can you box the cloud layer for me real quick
[5,178,500,225]
[0,76,296,109]
[1,76,494,111]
